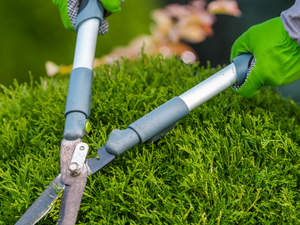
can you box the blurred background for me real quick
[0,0,161,87]
[0,0,297,100]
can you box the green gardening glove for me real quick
[53,0,123,34]
[230,17,300,98]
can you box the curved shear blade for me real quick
[57,170,88,225]
[15,144,116,224]
[15,174,65,225]
[87,146,115,175]
[58,139,89,225]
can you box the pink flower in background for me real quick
[208,0,242,17]
[151,2,215,44]
[94,35,155,65]
[190,0,207,10]
[177,9,215,43]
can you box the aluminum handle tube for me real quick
[73,18,100,70]
[179,63,237,111]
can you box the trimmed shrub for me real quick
[1,54,300,224]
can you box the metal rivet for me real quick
[69,162,81,176]
[80,146,85,151]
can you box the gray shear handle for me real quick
[63,0,104,140]
[105,54,253,156]
[15,174,65,225]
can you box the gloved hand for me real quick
[53,0,122,35]
[230,17,300,98]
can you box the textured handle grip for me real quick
[232,53,253,85]
[75,0,104,31]
[78,0,89,13]
[78,0,104,15]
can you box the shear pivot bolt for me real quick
[69,162,81,176]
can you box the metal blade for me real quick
[57,145,115,224]
[15,144,115,224]
[87,146,115,175]
[58,139,89,225]
[57,171,88,225]
[15,174,65,225]
[60,139,82,185]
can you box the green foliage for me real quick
[1,54,300,224]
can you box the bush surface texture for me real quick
[1,55,300,224]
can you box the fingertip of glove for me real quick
[231,85,258,98]
[100,0,122,13]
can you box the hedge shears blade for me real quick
[15,145,115,225]
[58,141,115,224]
[15,174,65,225]
[58,139,89,225]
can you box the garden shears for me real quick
[15,0,254,224]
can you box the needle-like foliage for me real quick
[1,54,300,224]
